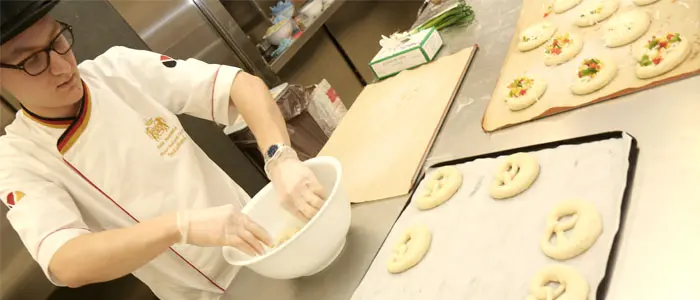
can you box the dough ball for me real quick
[544,32,584,66]
[574,0,620,27]
[386,224,431,274]
[274,226,301,247]
[503,75,547,111]
[540,199,603,260]
[603,10,651,47]
[570,57,618,95]
[635,32,691,79]
[527,264,589,300]
[633,0,661,6]
[414,166,462,210]
[553,0,582,13]
[518,22,557,52]
[489,152,540,199]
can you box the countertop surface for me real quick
[226,0,700,299]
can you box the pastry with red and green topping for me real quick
[503,75,548,111]
[636,32,690,79]
[544,33,584,66]
[575,0,619,27]
[518,22,557,52]
[571,57,618,95]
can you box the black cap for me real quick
[1,0,60,45]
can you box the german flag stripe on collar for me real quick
[22,107,74,129]
[57,82,92,154]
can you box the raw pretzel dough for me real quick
[518,22,557,52]
[387,224,431,274]
[603,10,651,47]
[540,199,603,260]
[503,75,547,111]
[570,57,618,95]
[544,33,583,66]
[574,0,619,27]
[489,153,540,199]
[633,0,661,6]
[635,32,691,79]
[414,166,462,210]
[525,264,589,300]
[274,226,301,247]
[553,0,582,13]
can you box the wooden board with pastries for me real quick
[481,0,700,132]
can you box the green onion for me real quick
[414,1,475,33]
[640,54,652,66]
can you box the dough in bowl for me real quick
[414,166,462,210]
[387,224,431,274]
[489,152,540,199]
[540,199,603,260]
[603,10,651,47]
[633,0,661,6]
[553,0,582,13]
[574,0,619,27]
[518,22,557,52]
[544,33,584,66]
[525,264,589,300]
[635,32,691,79]
[570,57,618,95]
[503,75,547,111]
[274,226,301,248]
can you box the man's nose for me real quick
[48,50,72,76]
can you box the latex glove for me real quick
[176,204,272,256]
[267,154,326,220]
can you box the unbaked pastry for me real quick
[387,224,431,274]
[489,153,540,199]
[633,0,661,6]
[503,75,547,111]
[553,0,582,13]
[274,226,301,247]
[570,57,618,95]
[635,32,691,79]
[540,199,603,260]
[603,10,651,47]
[544,33,583,66]
[414,166,462,210]
[518,22,557,52]
[525,264,589,300]
[574,0,619,27]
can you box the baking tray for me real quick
[351,131,639,299]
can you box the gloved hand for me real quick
[176,204,272,256]
[266,152,326,220]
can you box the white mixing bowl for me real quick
[223,156,351,279]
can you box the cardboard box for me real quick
[369,28,444,80]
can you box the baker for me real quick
[0,1,326,299]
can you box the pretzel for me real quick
[386,224,431,274]
[526,264,589,300]
[489,153,540,199]
[414,166,462,210]
[541,199,603,260]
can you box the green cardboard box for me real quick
[369,28,444,80]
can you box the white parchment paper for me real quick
[352,134,633,300]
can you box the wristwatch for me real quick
[263,143,296,176]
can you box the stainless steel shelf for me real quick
[268,0,345,73]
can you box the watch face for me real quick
[266,144,280,158]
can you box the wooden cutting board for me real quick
[482,0,700,132]
[318,45,478,203]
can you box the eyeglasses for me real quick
[0,21,75,76]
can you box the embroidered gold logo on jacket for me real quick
[145,117,170,141]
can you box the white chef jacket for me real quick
[0,46,251,300]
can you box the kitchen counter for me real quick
[226,0,700,299]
